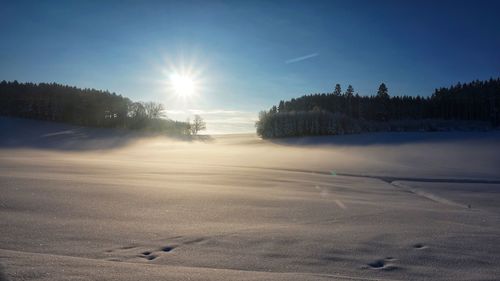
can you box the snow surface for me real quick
[1,117,499,280]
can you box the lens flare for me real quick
[170,73,196,97]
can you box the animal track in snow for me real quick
[366,258,399,271]
[161,246,175,252]
[413,243,427,249]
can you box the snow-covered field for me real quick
[1,118,499,280]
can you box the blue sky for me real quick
[1,0,500,133]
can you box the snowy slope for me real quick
[1,117,499,280]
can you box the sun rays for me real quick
[159,51,208,104]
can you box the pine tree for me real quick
[333,84,342,96]
[377,83,389,99]
[345,85,354,117]
[278,100,285,112]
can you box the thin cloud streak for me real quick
[285,53,319,64]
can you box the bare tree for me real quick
[190,114,206,135]
[144,102,165,119]
[128,102,165,120]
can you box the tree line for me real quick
[256,78,500,138]
[0,81,206,135]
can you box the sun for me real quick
[170,73,196,97]
[159,53,207,102]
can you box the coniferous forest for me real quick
[256,78,500,138]
[0,81,190,135]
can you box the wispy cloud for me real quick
[165,109,257,134]
[285,53,319,64]
[187,109,242,115]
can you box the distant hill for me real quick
[0,81,189,135]
[256,78,500,138]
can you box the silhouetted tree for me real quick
[345,85,354,97]
[345,85,354,117]
[376,83,389,99]
[375,83,390,121]
[190,115,206,135]
[333,84,342,96]
[278,100,285,112]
